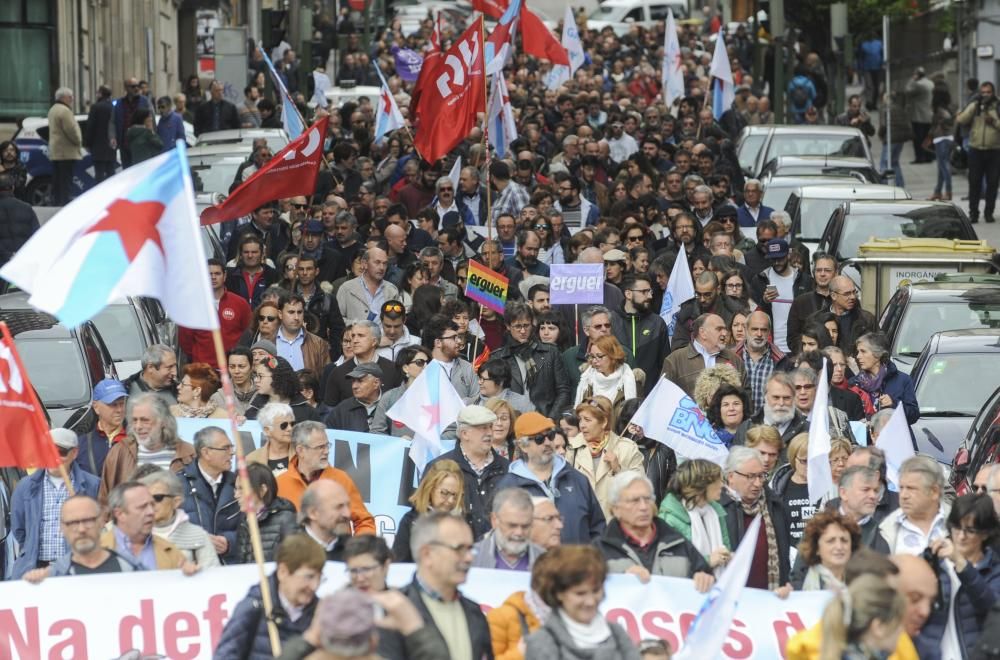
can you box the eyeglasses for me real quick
[626,234,644,242]
[306,442,331,452]
[794,383,816,391]
[833,289,858,298]
[62,516,99,528]
[733,470,767,482]
[440,334,461,342]
[429,540,476,556]
[534,224,550,230]
[292,203,309,209]
[346,564,382,577]
[57,445,73,457]
[725,282,743,291]
[438,187,454,192]
[151,493,173,503]
[251,372,271,381]
[534,513,564,524]
[510,323,532,331]
[205,444,235,453]
[591,322,611,330]
[587,353,607,361]
[629,288,653,295]
[409,359,428,367]
[258,315,277,322]
[951,525,983,536]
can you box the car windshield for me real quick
[837,210,969,260]
[776,166,876,182]
[765,134,867,161]
[917,353,1000,415]
[92,305,144,362]
[738,134,767,172]
[14,338,90,407]
[191,157,243,195]
[589,5,628,19]
[798,199,843,240]
[895,303,1000,356]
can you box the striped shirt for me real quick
[137,444,176,470]
[742,350,776,413]
[39,475,70,561]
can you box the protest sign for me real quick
[549,263,605,304]
[0,563,829,659]
[464,260,509,314]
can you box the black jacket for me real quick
[822,492,896,549]
[834,305,879,356]
[225,265,278,309]
[83,98,116,161]
[377,577,494,660]
[0,193,39,270]
[179,461,241,562]
[322,357,402,407]
[720,490,792,585]
[392,507,420,563]
[786,289,831,352]
[597,517,711,578]
[611,305,670,396]
[830,386,866,422]
[637,438,676,506]
[429,447,510,540]
[193,99,241,136]
[300,287,345,361]
[490,339,572,420]
[324,396,373,433]
[235,497,298,563]
[245,393,320,423]
[214,572,317,660]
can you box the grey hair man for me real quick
[529,496,564,550]
[828,465,885,547]
[874,455,948,555]
[124,344,178,404]
[472,488,543,570]
[735,372,810,452]
[324,319,402,407]
[336,246,402,322]
[48,86,81,205]
[179,426,239,560]
[99,392,195,500]
[377,511,491,659]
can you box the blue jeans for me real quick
[934,139,953,195]
[880,143,905,187]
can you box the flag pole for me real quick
[210,329,282,656]
[482,15,494,241]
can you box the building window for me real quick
[0,0,56,117]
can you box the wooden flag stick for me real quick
[210,329,282,657]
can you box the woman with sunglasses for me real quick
[371,345,430,439]
[233,463,298,563]
[248,402,297,475]
[140,468,220,569]
[245,356,319,423]
[241,301,280,348]
[391,459,465,563]
[276,252,299,291]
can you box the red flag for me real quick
[472,344,491,371]
[199,115,329,225]
[409,13,445,125]
[472,0,506,18]
[522,9,570,66]
[0,322,61,469]
[413,21,486,164]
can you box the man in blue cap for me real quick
[76,379,128,477]
[751,239,813,353]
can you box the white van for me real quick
[587,0,688,36]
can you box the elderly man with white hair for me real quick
[874,455,950,555]
[47,86,82,205]
[472,488,544,571]
[596,472,715,592]
[719,446,793,596]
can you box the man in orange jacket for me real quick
[275,420,376,535]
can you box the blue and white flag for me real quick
[875,404,916,488]
[675,515,762,659]
[259,47,304,138]
[374,66,405,144]
[544,6,586,90]
[485,0,522,75]
[660,246,695,338]
[709,32,735,120]
[487,71,517,158]
[0,145,217,330]
[807,358,835,502]
[627,376,729,465]
[386,360,465,472]
[662,9,685,109]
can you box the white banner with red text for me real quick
[0,562,831,659]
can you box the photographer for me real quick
[956,81,1000,223]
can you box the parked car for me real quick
[323,84,381,110]
[816,200,978,263]
[194,128,289,153]
[736,124,873,178]
[92,297,168,380]
[950,384,1000,495]
[785,183,910,255]
[910,329,1000,465]
[587,0,688,35]
[878,278,1000,374]
[760,175,863,213]
[189,151,248,197]
[759,156,883,185]
[0,296,117,433]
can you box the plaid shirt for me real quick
[492,181,531,223]
[743,349,776,413]
[39,476,70,561]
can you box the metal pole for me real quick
[956,3,964,107]
[771,0,785,124]
[884,15,891,156]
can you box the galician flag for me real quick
[374,66,405,143]
[662,9,685,109]
[709,32,735,120]
[545,6,586,90]
[487,71,518,158]
[259,46,304,139]
[0,144,218,331]
[660,246,695,338]
[807,358,835,502]
[387,360,465,472]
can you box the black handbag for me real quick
[950,124,968,170]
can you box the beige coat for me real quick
[957,99,1000,151]
[566,431,645,520]
[47,102,83,161]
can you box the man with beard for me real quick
[377,512,492,659]
[670,212,711,266]
[733,310,792,412]
[480,239,523,301]
[498,412,606,543]
[471,488,544,571]
[662,313,745,398]
[99,393,196,499]
[691,185,715,227]
[612,274,669,396]
[23,496,142,581]
[507,229,549,277]
[424,315,479,401]
[720,446,793,595]
[397,161,440,218]
[672,271,730,351]
[750,239,813,353]
[553,172,599,228]
[298,479,355,561]
[733,372,809,453]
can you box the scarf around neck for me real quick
[854,365,887,395]
[737,491,781,590]
[176,402,219,418]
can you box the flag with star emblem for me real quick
[386,359,465,473]
[0,143,218,331]
[374,65,405,144]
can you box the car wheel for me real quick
[25,176,53,206]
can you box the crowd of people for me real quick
[2,5,1000,660]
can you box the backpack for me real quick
[789,77,811,108]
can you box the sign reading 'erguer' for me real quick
[549,263,605,304]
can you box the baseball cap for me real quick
[765,239,790,260]
[50,428,78,450]
[303,219,324,234]
[603,248,627,263]
[458,405,497,426]
[316,589,375,656]
[514,411,556,438]
[347,362,384,380]
[93,378,128,404]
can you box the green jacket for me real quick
[658,492,732,559]
[126,126,164,164]
[957,98,1000,150]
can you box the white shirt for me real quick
[198,463,224,497]
[767,267,797,353]
[892,509,948,555]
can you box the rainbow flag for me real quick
[464,260,509,314]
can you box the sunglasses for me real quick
[409,358,428,367]
[57,446,73,457]
[151,493,172,503]
[383,302,405,314]
[291,203,309,209]
[258,315,277,322]
[272,421,293,430]
[527,430,557,444]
